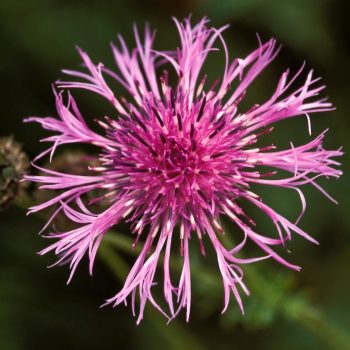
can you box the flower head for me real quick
[25,17,342,323]
[0,136,29,210]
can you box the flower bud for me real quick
[0,136,29,210]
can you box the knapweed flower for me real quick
[25,17,342,323]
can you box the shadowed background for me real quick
[0,0,349,349]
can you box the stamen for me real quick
[196,96,207,122]
[176,112,183,131]
[211,151,226,159]
[159,133,167,143]
[190,123,195,138]
[130,110,147,131]
[246,103,260,114]
[196,74,207,98]
[170,89,175,110]
[232,91,247,107]
[191,139,197,151]
[152,107,165,127]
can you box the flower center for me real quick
[159,135,201,186]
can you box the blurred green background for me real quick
[0,0,349,349]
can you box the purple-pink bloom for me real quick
[25,17,342,323]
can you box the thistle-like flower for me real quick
[25,17,342,323]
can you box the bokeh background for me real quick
[0,0,349,349]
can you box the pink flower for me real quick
[25,17,342,323]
